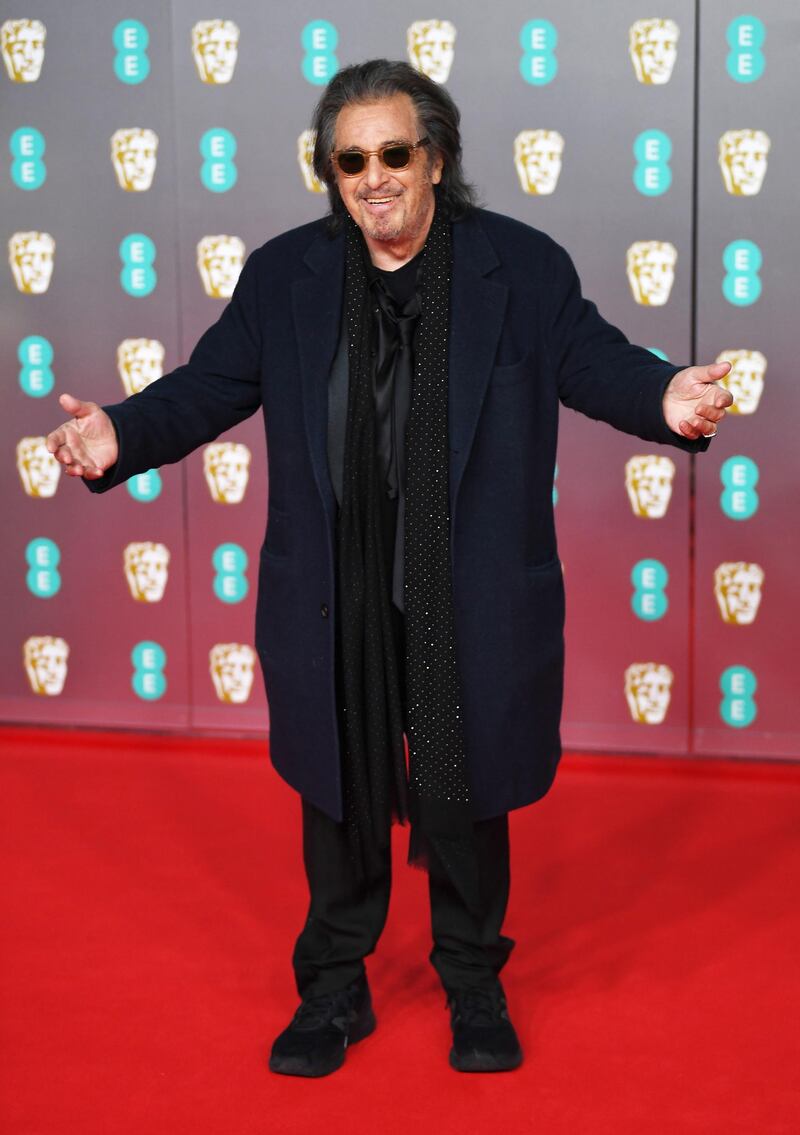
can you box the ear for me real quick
[430,152,444,185]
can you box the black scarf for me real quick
[337,205,478,906]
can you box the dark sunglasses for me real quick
[331,136,430,176]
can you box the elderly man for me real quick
[47,59,732,1077]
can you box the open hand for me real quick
[662,362,734,441]
[45,394,118,479]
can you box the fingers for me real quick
[678,415,720,440]
[58,392,97,418]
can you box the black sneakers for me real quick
[446,982,523,1072]
[268,975,376,1077]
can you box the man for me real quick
[46,60,732,1077]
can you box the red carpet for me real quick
[2,727,799,1135]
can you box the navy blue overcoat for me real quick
[95,208,705,821]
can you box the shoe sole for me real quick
[449,1046,523,1073]
[268,1009,377,1078]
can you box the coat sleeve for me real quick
[547,241,708,454]
[87,250,264,493]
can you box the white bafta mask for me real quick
[297,129,326,193]
[191,19,240,84]
[17,436,61,498]
[626,240,677,306]
[625,662,674,725]
[715,349,766,415]
[117,338,165,396]
[197,235,245,299]
[209,643,256,704]
[625,454,676,519]
[110,128,159,192]
[718,129,771,197]
[714,562,764,626]
[629,18,679,85]
[513,130,565,196]
[407,19,456,84]
[203,441,251,504]
[123,542,170,603]
[1,18,46,82]
[9,231,55,294]
[24,635,69,696]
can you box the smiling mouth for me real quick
[361,195,400,205]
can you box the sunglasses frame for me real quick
[330,136,430,177]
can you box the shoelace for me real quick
[292,988,357,1032]
[449,986,507,1027]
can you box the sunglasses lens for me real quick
[337,151,366,175]
[382,145,412,169]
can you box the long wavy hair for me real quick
[310,59,478,232]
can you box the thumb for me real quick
[698,361,732,383]
[59,392,96,418]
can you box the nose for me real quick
[363,153,389,189]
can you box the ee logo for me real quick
[648,347,669,361]
[519,20,558,85]
[302,21,338,85]
[200,128,237,192]
[552,463,558,507]
[132,641,166,700]
[18,335,54,397]
[726,15,765,83]
[26,538,61,598]
[213,543,248,603]
[631,558,668,621]
[113,20,150,84]
[723,239,762,306]
[633,130,672,196]
[127,469,162,502]
[720,455,759,520]
[720,665,757,728]
[120,233,156,297]
[10,127,46,190]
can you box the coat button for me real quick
[320,603,329,618]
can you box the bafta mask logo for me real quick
[203,441,251,504]
[297,129,325,193]
[123,542,170,603]
[1,18,46,82]
[718,129,771,197]
[407,19,456,84]
[629,18,679,85]
[110,127,158,192]
[715,349,766,415]
[209,642,256,704]
[626,240,677,306]
[117,338,165,396]
[9,231,55,295]
[625,454,676,519]
[191,19,239,84]
[17,436,61,498]
[24,635,69,696]
[714,562,764,626]
[514,130,565,196]
[625,662,674,725]
[197,235,244,299]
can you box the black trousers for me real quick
[292,798,515,998]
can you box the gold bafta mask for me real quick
[9,231,55,295]
[191,19,239,84]
[624,662,674,725]
[715,349,766,415]
[123,542,170,603]
[625,454,676,519]
[714,562,764,626]
[629,18,679,85]
[17,436,61,498]
[718,129,771,197]
[407,19,456,84]
[117,338,165,396]
[626,240,677,306]
[24,635,69,696]
[203,441,251,504]
[1,18,46,82]
[297,129,325,193]
[110,127,159,192]
[197,235,245,299]
[209,643,256,704]
[513,130,565,196]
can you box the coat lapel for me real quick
[448,215,508,515]
[291,228,344,521]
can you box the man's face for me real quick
[332,95,443,254]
